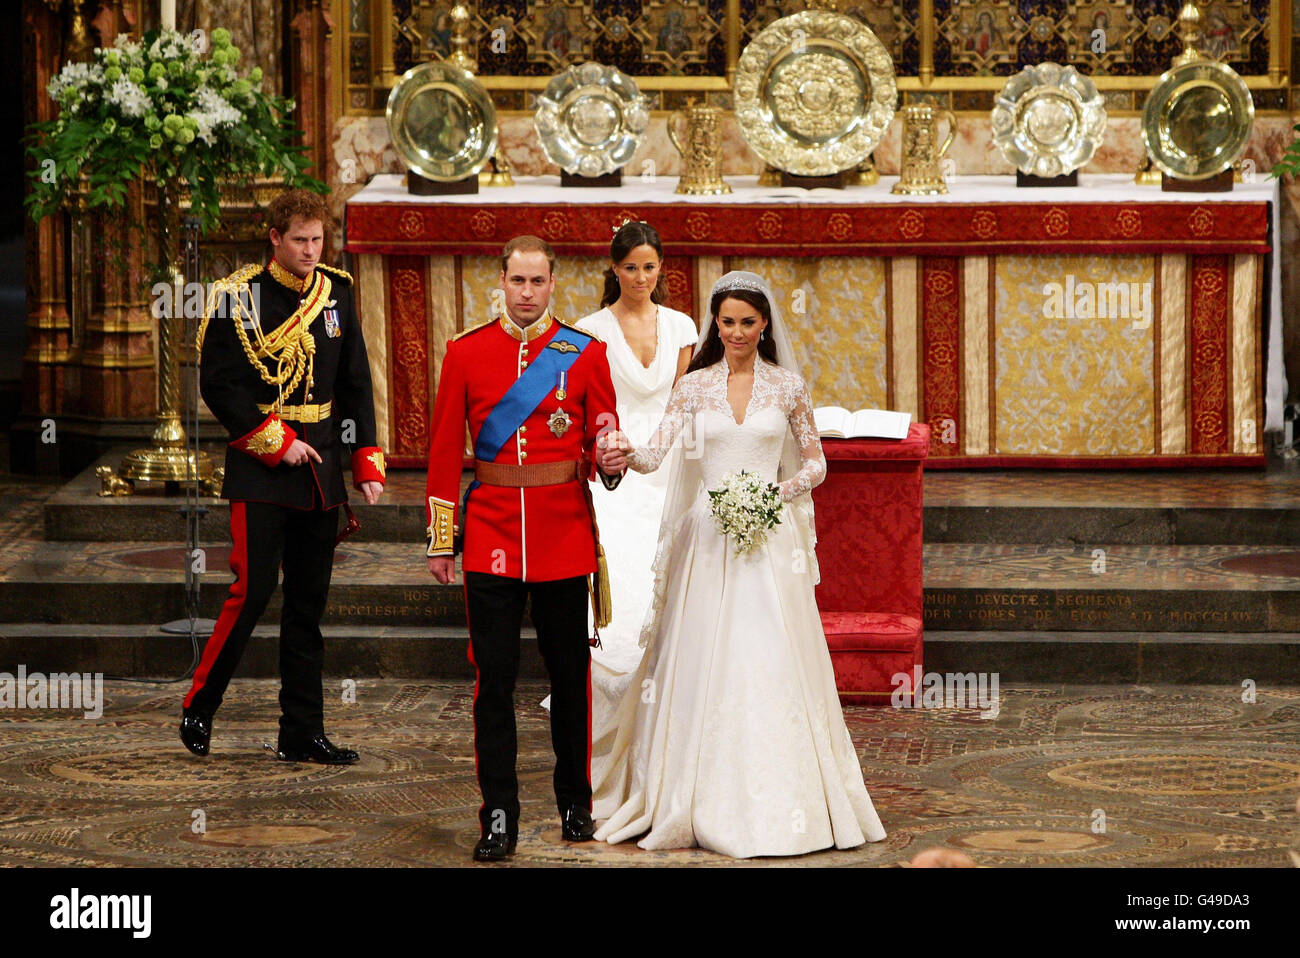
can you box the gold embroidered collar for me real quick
[498,310,553,343]
[267,258,312,293]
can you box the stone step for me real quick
[0,625,503,680]
[50,497,1300,547]
[4,541,1298,632]
[45,458,1300,546]
[922,543,1300,632]
[0,625,1295,685]
[923,631,1300,685]
[924,505,1300,545]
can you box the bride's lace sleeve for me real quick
[778,376,826,502]
[627,375,695,473]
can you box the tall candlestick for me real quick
[161,0,175,31]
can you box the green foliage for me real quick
[24,28,325,235]
[1270,124,1300,180]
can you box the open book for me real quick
[814,406,912,440]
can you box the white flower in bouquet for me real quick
[106,77,152,117]
[707,470,783,556]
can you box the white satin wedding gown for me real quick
[591,359,887,858]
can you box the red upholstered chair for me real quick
[813,423,929,704]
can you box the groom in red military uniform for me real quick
[426,235,625,861]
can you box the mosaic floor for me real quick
[0,679,1296,867]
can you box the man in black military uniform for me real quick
[180,189,386,764]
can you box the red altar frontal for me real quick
[343,174,1280,468]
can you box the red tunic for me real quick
[424,314,621,581]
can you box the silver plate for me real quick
[991,62,1107,177]
[386,61,497,182]
[534,62,650,177]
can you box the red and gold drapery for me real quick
[344,174,1272,469]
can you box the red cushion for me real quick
[821,611,922,652]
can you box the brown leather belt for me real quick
[474,458,584,487]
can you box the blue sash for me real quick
[462,324,592,515]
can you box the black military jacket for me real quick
[198,261,385,510]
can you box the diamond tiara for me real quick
[713,277,768,296]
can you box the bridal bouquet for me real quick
[707,470,783,556]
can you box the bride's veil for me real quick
[637,269,821,648]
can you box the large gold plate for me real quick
[534,62,650,177]
[735,10,897,177]
[386,61,498,182]
[1141,59,1253,181]
[992,62,1106,177]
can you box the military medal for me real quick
[548,408,571,437]
[323,300,341,338]
[555,370,567,402]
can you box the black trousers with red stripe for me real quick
[464,571,592,836]
[183,499,339,741]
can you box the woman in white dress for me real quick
[591,270,887,858]
[541,222,697,737]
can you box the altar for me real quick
[343,173,1281,469]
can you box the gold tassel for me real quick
[591,543,612,630]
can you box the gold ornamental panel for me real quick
[1064,1,1141,72]
[734,10,897,177]
[337,1,1289,115]
[940,0,1027,73]
[516,1,600,71]
[631,0,722,75]
[1198,1,1266,62]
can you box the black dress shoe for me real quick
[275,732,359,765]
[472,831,517,862]
[561,804,595,842]
[179,708,213,757]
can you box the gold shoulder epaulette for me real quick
[451,319,495,341]
[317,264,353,283]
[219,263,264,290]
[555,317,603,344]
[197,263,263,358]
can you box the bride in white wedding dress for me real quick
[591,271,887,858]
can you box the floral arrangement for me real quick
[707,470,783,556]
[25,27,322,236]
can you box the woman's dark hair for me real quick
[687,286,778,374]
[601,221,668,307]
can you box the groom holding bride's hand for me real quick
[596,430,629,474]
[425,235,626,862]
